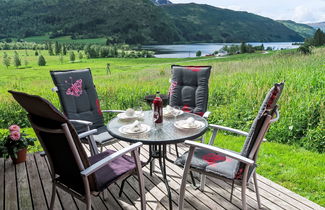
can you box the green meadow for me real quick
[0,47,324,205]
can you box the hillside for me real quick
[0,0,181,44]
[0,0,304,43]
[278,20,316,38]
[162,4,303,43]
[308,22,325,32]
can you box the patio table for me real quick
[107,110,208,209]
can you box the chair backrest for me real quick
[8,90,97,195]
[240,82,285,159]
[50,69,104,132]
[169,65,211,116]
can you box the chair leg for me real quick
[174,144,179,157]
[133,150,146,210]
[230,180,235,202]
[254,172,262,209]
[86,197,92,210]
[49,182,56,210]
[199,174,206,191]
[179,146,195,210]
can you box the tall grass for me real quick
[0,48,324,152]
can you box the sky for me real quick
[171,0,325,23]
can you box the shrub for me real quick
[38,55,46,66]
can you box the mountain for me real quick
[277,20,316,38]
[307,22,325,32]
[0,0,181,44]
[162,4,304,43]
[0,0,304,44]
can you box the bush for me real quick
[38,55,46,66]
[297,45,312,55]
[196,50,202,57]
[69,52,75,62]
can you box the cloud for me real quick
[293,6,317,23]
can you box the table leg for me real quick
[159,145,173,210]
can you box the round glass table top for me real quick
[107,110,208,145]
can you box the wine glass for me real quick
[135,106,143,119]
[172,106,181,122]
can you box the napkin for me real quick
[128,120,142,132]
[180,117,199,128]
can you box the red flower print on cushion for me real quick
[182,105,192,112]
[202,153,231,165]
[96,99,103,115]
[65,78,83,97]
[266,86,279,110]
[168,81,177,97]
[194,112,204,117]
[186,66,201,72]
[235,168,244,179]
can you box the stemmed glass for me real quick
[172,106,181,124]
[135,106,143,119]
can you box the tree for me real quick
[312,29,325,46]
[62,45,67,55]
[240,42,247,53]
[38,55,46,66]
[297,44,312,55]
[48,42,54,55]
[196,50,202,57]
[13,51,21,68]
[2,52,10,68]
[54,41,61,55]
[59,55,64,64]
[69,52,75,62]
[78,52,83,60]
[35,51,39,56]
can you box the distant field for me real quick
[23,35,107,45]
[0,47,324,205]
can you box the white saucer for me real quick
[117,112,144,120]
[163,109,183,117]
[119,124,151,134]
[174,120,205,130]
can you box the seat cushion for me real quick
[175,148,240,179]
[89,149,143,191]
[169,65,211,116]
[93,126,114,144]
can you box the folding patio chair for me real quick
[168,65,212,156]
[176,83,284,210]
[9,90,146,210]
[50,69,123,154]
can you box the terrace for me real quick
[1,141,323,210]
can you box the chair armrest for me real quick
[203,111,211,119]
[69,119,93,126]
[102,110,125,113]
[184,140,254,165]
[78,129,97,139]
[81,142,143,177]
[209,124,249,136]
[209,124,267,142]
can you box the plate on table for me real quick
[174,120,205,130]
[119,123,151,134]
[117,112,144,120]
[163,109,183,117]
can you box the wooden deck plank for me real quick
[33,153,62,210]
[0,141,323,210]
[5,158,18,210]
[26,154,48,209]
[16,162,33,210]
[0,158,4,210]
[108,144,167,210]
[118,141,216,210]
[257,174,324,210]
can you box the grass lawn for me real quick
[0,47,324,206]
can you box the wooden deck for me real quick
[0,141,323,210]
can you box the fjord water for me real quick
[143,42,299,58]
